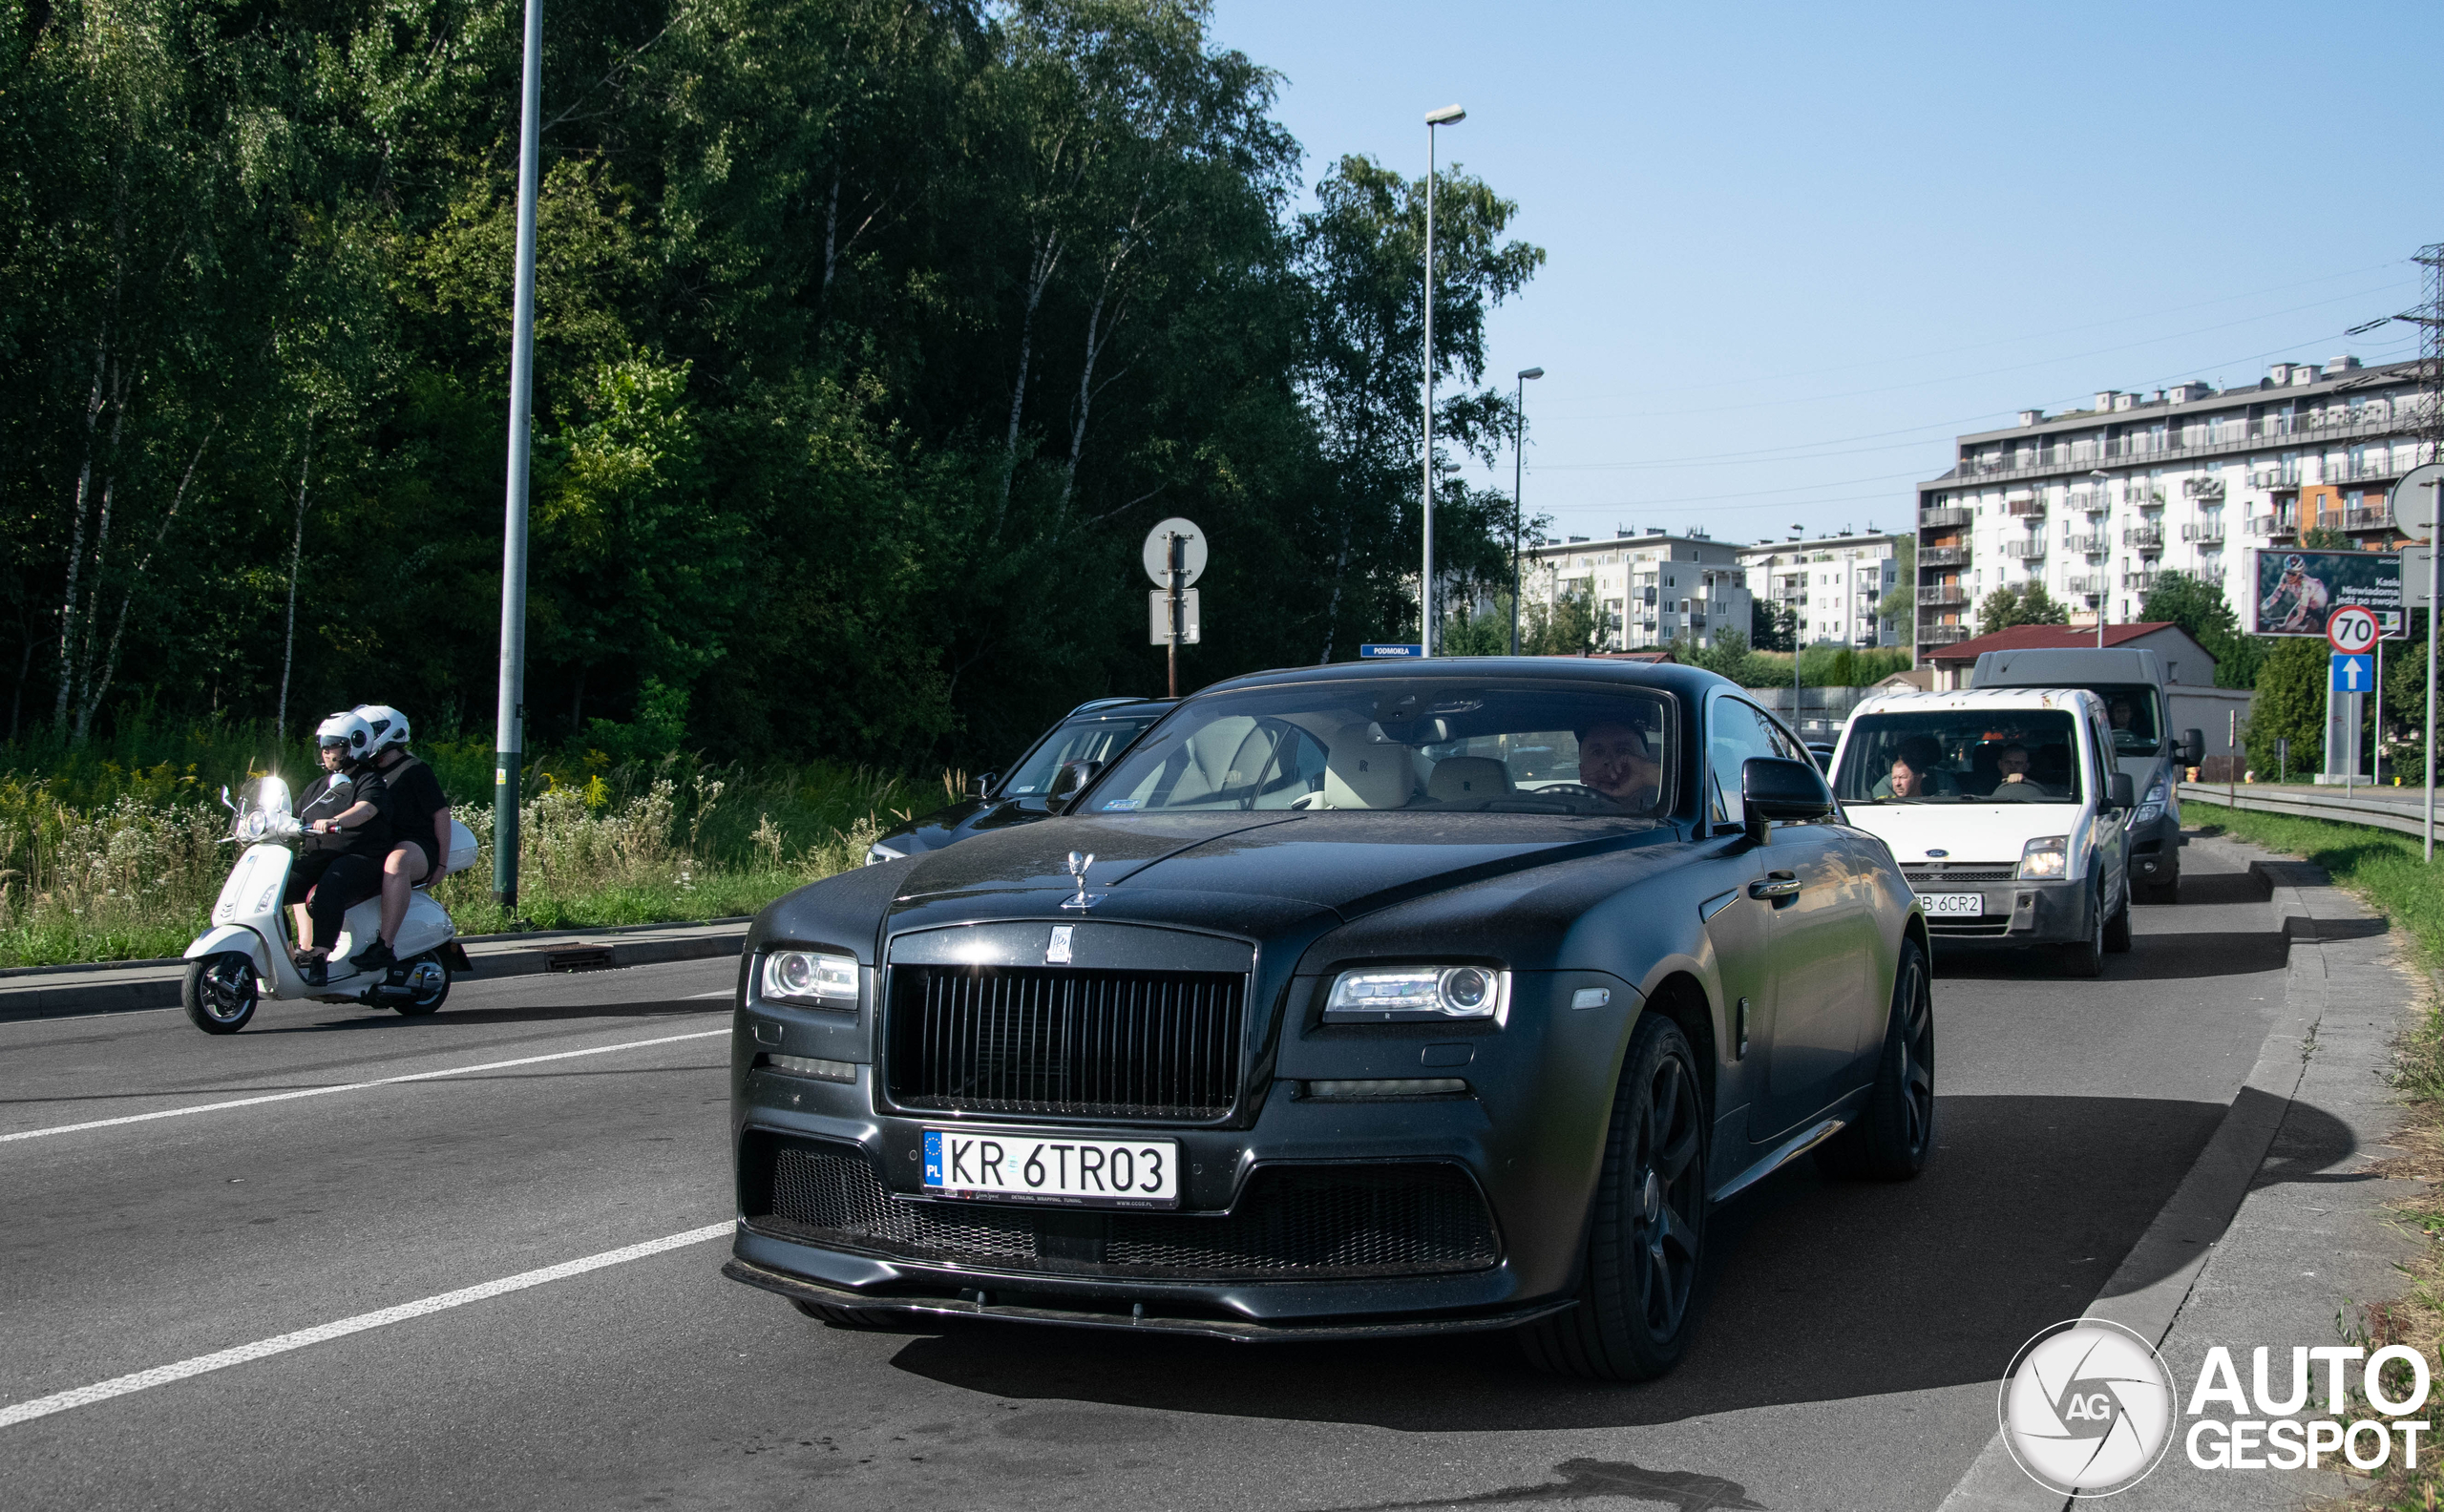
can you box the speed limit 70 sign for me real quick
[2327,604,2380,656]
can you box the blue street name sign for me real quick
[2330,653,2373,692]
[1359,643,1423,659]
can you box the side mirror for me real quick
[1741,756,1834,844]
[2108,772,2136,810]
[2177,729,2204,766]
[976,770,1001,799]
[1046,759,1103,811]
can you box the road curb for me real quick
[0,924,750,1025]
[1935,853,2342,1512]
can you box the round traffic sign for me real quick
[2328,603,2379,655]
[2391,463,2444,536]
[1141,517,1208,588]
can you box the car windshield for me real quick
[1000,714,1162,796]
[1836,709,2084,805]
[2079,683,2165,755]
[1084,680,1675,817]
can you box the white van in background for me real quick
[1829,687,2137,976]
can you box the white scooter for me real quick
[181,774,478,1034]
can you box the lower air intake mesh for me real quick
[744,1137,1499,1280]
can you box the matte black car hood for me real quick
[875,793,1058,854]
[887,810,1671,922]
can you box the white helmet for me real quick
[353,704,411,757]
[316,709,375,763]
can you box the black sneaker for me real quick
[302,956,328,987]
[349,939,397,973]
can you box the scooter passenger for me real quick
[289,710,395,984]
[346,704,451,974]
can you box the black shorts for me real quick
[392,838,435,877]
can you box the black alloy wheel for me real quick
[1520,1012,1708,1381]
[2058,880,2104,977]
[1817,938,1935,1181]
[182,952,260,1035]
[390,952,452,1016]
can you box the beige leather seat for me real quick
[1426,755,1512,805]
[1317,724,1411,809]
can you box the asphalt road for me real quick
[2,835,2290,1512]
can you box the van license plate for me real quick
[920,1128,1178,1208]
[1921,892,1983,916]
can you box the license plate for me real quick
[1921,892,1984,917]
[921,1127,1179,1208]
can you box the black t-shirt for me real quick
[296,772,358,854]
[371,755,450,855]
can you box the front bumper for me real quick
[1920,876,2090,945]
[727,969,1638,1335]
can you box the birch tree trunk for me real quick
[276,420,313,740]
[79,426,215,741]
[997,228,1063,526]
[53,339,108,729]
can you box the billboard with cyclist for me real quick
[2246,548,2405,638]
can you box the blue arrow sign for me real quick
[2331,653,2373,692]
[1359,643,1423,659]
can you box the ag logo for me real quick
[1999,1319,2176,1496]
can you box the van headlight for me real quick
[2134,781,2167,825]
[760,950,859,1007]
[2017,836,2071,880]
[1324,965,1506,1022]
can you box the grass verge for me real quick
[2187,802,2444,1509]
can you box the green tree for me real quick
[2244,637,2327,781]
[1977,582,2072,634]
[1750,600,1796,653]
[2138,569,2267,691]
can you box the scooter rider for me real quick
[289,711,395,984]
[347,704,451,974]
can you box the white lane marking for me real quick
[0,1223,733,1429]
[0,1030,727,1144]
[688,989,735,999]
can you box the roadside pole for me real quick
[2227,709,2236,808]
[1142,517,1206,696]
[492,0,542,915]
[1166,533,1184,699]
[2431,494,2440,860]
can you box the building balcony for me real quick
[1920,624,1973,646]
[2248,467,2302,492]
[1920,506,1971,529]
[2006,498,2047,518]
[1920,545,1971,567]
[2063,534,2107,555]
[2344,504,2394,531]
[2251,514,2297,538]
[2062,574,2108,596]
[2070,492,2110,515]
[1939,403,2425,487]
[1917,585,1968,606]
[2002,538,2047,560]
[2123,526,2164,552]
[2124,571,2160,593]
[2182,522,2226,543]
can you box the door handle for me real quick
[1749,872,1801,900]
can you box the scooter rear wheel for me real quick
[183,952,260,1035]
[391,952,452,1016]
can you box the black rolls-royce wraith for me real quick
[724,659,1932,1380]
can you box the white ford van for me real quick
[1828,687,2136,976]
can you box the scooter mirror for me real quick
[220,785,236,813]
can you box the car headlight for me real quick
[2017,835,2071,880]
[864,841,907,866]
[761,950,859,1007]
[2133,781,2167,826]
[1324,965,1506,1022]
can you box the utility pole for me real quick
[1166,531,1185,699]
[1421,104,1464,656]
[1509,367,1542,655]
[492,0,542,914]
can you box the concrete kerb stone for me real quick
[1938,848,2414,1511]
[0,918,751,1024]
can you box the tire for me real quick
[182,952,260,1035]
[790,1299,925,1331]
[2103,890,2133,954]
[1815,939,1934,1181]
[1520,1012,1708,1382]
[2137,861,2180,905]
[2057,882,2104,977]
[391,953,451,1017]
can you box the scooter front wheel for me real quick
[183,952,260,1034]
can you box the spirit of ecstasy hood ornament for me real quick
[1061,850,1103,911]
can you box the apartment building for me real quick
[1519,528,1756,650]
[1912,356,2433,654]
[1736,532,1907,648]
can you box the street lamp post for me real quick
[1422,103,1464,655]
[2088,469,2112,648]
[492,0,543,914]
[1509,366,1543,655]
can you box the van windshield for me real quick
[1837,710,2084,805]
[2079,683,2165,756]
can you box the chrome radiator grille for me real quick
[885,965,1245,1121]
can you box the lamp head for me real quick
[1518,367,1545,381]
[1425,104,1466,125]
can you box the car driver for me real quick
[1580,720,1663,814]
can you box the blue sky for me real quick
[1207,0,2444,547]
